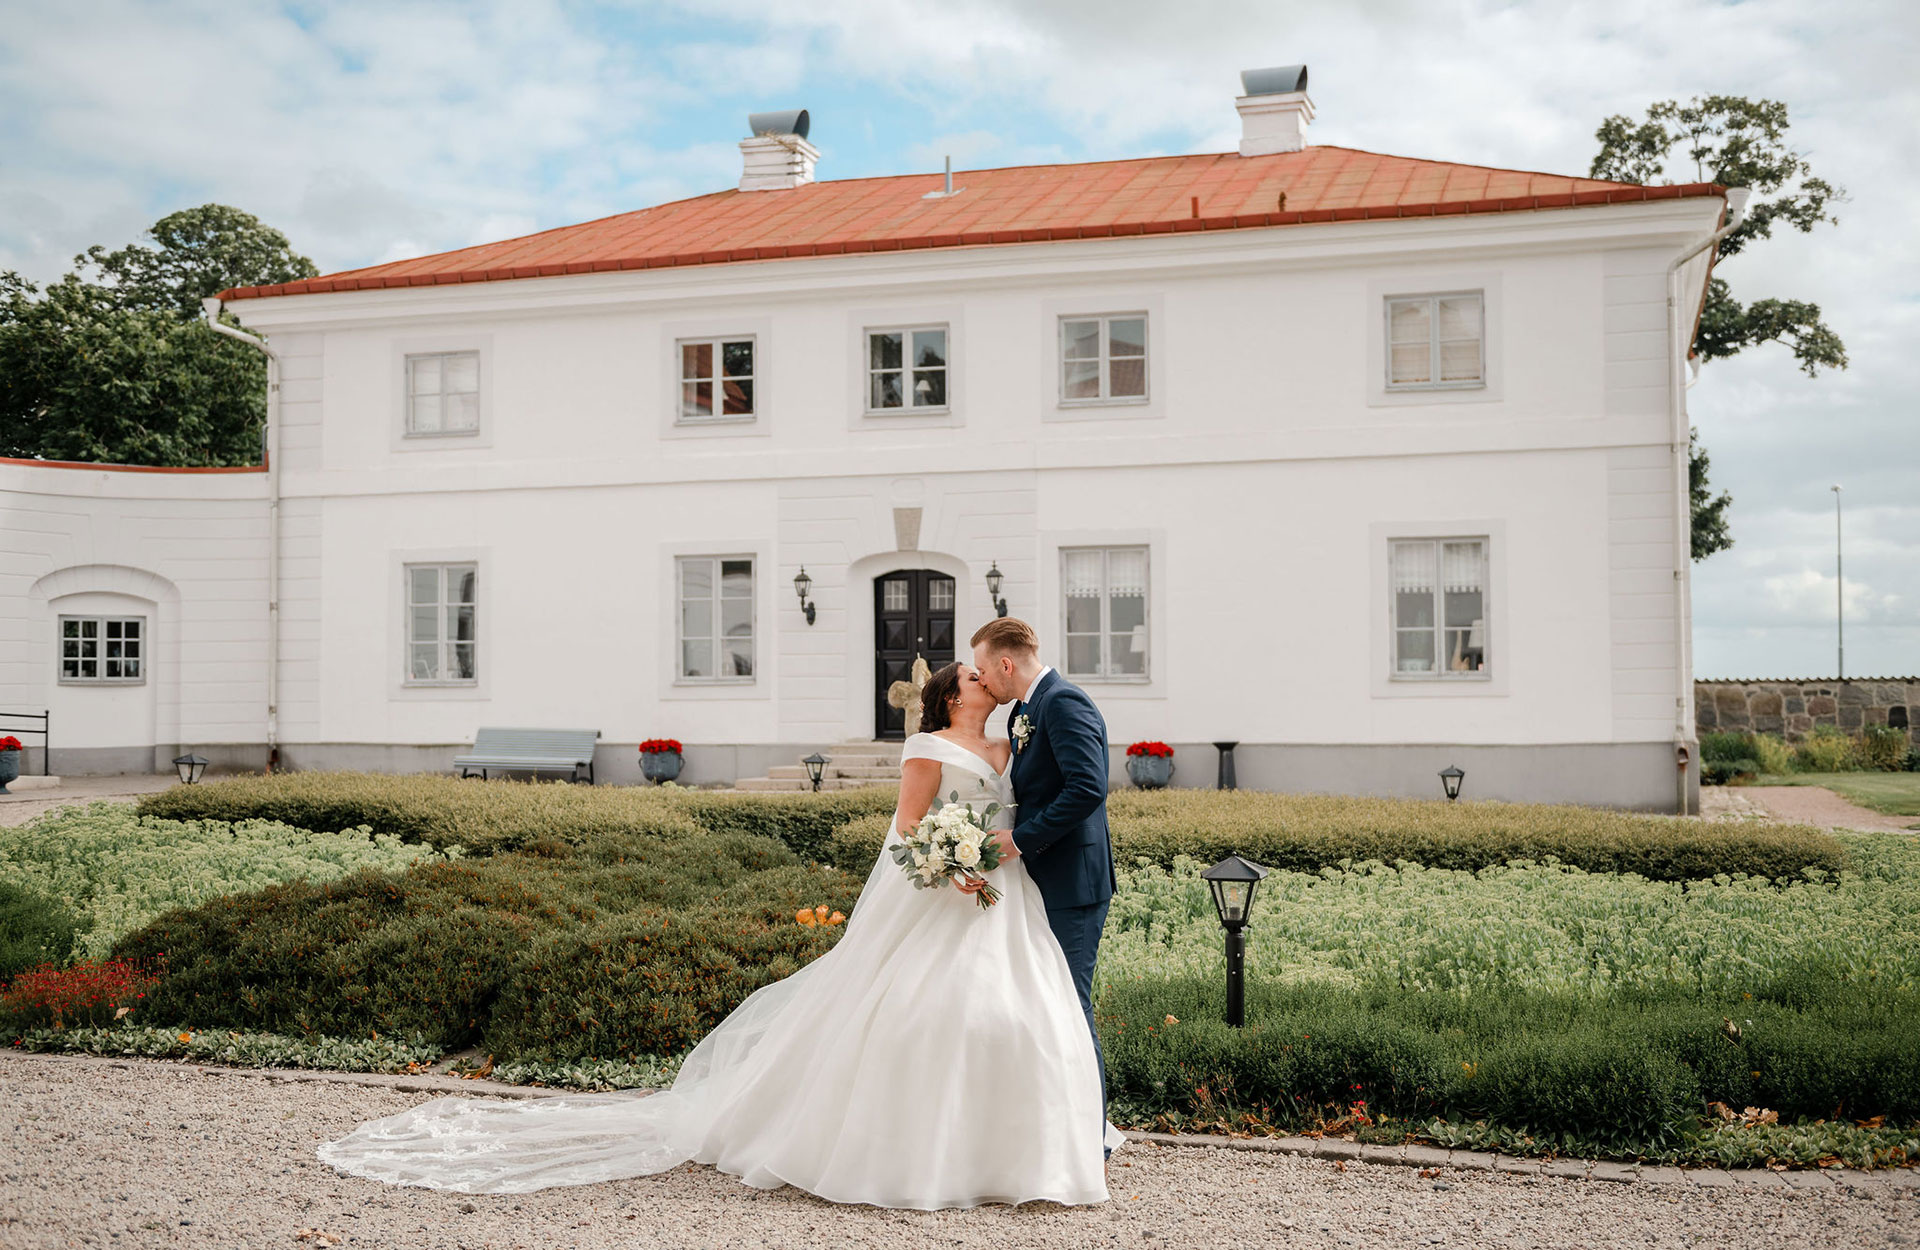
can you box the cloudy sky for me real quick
[3,0,1914,679]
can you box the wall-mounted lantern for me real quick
[985,561,1008,618]
[1439,764,1465,802]
[794,567,816,626]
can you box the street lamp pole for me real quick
[1831,485,1844,679]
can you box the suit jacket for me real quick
[1008,669,1117,911]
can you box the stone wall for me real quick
[1695,679,1918,739]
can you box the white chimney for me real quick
[1236,65,1313,156]
[739,108,819,192]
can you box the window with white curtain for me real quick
[1062,546,1148,680]
[405,563,477,683]
[1390,538,1488,677]
[1059,314,1147,404]
[1385,293,1483,389]
[678,556,755,681]
[405,352,481,435]
[59,616,144,683]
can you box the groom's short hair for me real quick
[971,617,1039,658]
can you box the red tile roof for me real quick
[221,145,1723,301]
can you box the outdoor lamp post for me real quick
[1439,764,1465,802]
[1199,853,1269,1027]
[172,753,209,785]
[794,567,816,626]
[985,561,1008,617]
[802,753,829,792]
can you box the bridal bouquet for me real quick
[890,792,1007,910]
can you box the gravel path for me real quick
[2,1053,1911,1250]
[0,774,179,827]
[1740,785,1919,834]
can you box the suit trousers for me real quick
[1044,895,1112,1154]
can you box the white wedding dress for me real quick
[316,732,1122,1208]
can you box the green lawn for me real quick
[1751,771,1920,818]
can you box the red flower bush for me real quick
[0,956,164,1032]
[0,735,22,752]
[638,739,683,755]
[1126,741,1174,758]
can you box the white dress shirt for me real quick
[1021,665,1054,705]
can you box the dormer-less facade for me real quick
[0,67,1726,808]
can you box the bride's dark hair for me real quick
[916,662,966,734]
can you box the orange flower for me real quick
[178,1032,193,1043]
[814,904,831,923]
[827,911,846,926]
[1164,1014,1180,1025]
[795,909,816,927]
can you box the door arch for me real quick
[872,568,957,739]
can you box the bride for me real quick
[317,661,1120,1209]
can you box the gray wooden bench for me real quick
[454,727,601,784]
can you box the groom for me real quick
[967,617,1117,1153]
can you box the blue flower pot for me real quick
[1126,754,1173,790]
[641,751,684,785]
[0,748,19,794]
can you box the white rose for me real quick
[953,841,982,869]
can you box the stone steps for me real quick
[732,741,903,792]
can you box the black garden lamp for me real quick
[1199,853,1269,1027]
[985,561,1008,618]
[802,753,830,792]
[794,567,816,626]
[1439,764,1465,802]
[172,753,209,785]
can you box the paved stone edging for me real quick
[10,1050,1915,1197]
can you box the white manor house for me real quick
[0,67,1729,810]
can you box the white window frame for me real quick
[675,335,757,424]
[1388,536,1490,682]
[863,324,950,415]
[676,555,757,685]
[403,562,479,687]
[403,350,483,437]
[1383,292,1485,391]
[57,615,146,685]
[1057,313,1149,407]
[1059,545,1151,683]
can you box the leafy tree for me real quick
[0,205,317,467]
[1592,96,1848,560]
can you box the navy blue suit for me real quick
[1007,669,1116,1146]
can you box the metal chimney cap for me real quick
[1240,65,1308,97]
[747,108,810,140]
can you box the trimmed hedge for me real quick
[134,770,894,858]
[0,881,79,982]
[107,830,860,1054]
[1101,976,1920,1157]
[829,790,1847,882]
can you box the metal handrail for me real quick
[0,708,49,774]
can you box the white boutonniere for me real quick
[1012,714,1034,751]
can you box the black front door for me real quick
[874,569,957,739]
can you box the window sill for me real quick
[1057,396,1150,409]
[402,429,483,439]
[862,407,952,418]
[1383,381,1486,393]
[57,679,146,687]
[1388,673,1493,683]
[675,415,757,427]
[1067,674,1152,685]
[403,680,481,688]
[673,679,757,688]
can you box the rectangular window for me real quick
[405,563,478,683]
[1390,538,1488,677]
[59,616,144,683]
[1385,293,1483,389]
[678,337,755,421]
[866,326,948,412]
[1059,314,1148,404]
[1061,546,1149,680]
[406,351,481,435]
[678,556,755,681]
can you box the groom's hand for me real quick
[987,829,1020,860]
